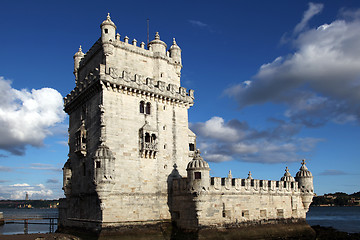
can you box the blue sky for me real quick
[0,0,359,199]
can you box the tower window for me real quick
[140,101,151,115]
[96,161,101,168]
[104,29,108,34]
[194,172,201,179]
[145,102,151,114]
[140,101,145,113]
[145,133,151,143]
[189,143,195,151]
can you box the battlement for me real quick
[172,176,299,195]
[78,34,181,71]
[64,65,194,110]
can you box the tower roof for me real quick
[187,150,210,170]
[74,45,85,58]
[148,32,167,48]
[295,159,313,178]
[169,38,181,51]
[94,144,114,159]
[281,167,295,182]
[100,13,116,29]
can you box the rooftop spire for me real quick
[228,170,232,179]
[155,32,160,40]
[247,171,253,179]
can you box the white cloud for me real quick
[226,8,360,127]
[190,117,240,142]
[11,183,30,187]
[0,77,66,155]
[0,182,56,200]
[188,20,208,28]
[191,117,321,163]
[294,2,324,34]
[0,166,12,172]
[29,163,61,172]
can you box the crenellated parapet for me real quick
[172,176,299,196]
[64,64,194,111]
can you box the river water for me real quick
[307,206,360,233]
[0,206,359,235]
[0,208,58,235]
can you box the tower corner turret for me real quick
[73,45,84,81]
[100,13,116,43]
[295,159,314,211]
[147,32,167,56]
[169,38,182,65]
[186,149,210,194]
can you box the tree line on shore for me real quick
[0,200,59,208]
[311,191,360,206]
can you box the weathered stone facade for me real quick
[59,14,314,233]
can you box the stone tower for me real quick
[59,14,195,232]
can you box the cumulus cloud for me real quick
[226,7,360,127]
[0,77,66,155]
[191,116,322,163]
[0,182,54,200]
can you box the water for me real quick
[0,208,58,235]
[0,207,359,236]
[307,206,360,233]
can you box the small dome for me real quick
[148,32,167,48]
[296,159,313,178]
[187,150,210,170]
[74,45,84,58]
[100,13,116,29]
[169,38,181,51]
[94,144,114,158]
[281,167,295,182]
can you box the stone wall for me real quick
[172,177,307,230]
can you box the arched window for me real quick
[145,102,151,114]
[140,101,145,113]
[145,133,150,143]
[151,134,156,143]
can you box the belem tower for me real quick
[59,14,314,233]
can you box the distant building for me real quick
[25,192,29,201]
[59,14,314,233]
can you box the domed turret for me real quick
[100,13,116,43]
[73,45,84,80]
[148,32,167,55]
[187,150,210,193]
[281,167,295,182]
[93,144,116,199]
[169,38,182,65]
[295,159,314,211]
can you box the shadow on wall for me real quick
[167,163,182,220]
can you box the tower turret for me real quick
[100,13,116,57]
[73,45,84,81]
[281,167,295,182]
[169,38,182,65]
[295,160,314,211]
[148,32,167,56]
[100,13,116,43]
[186,150,210,193]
